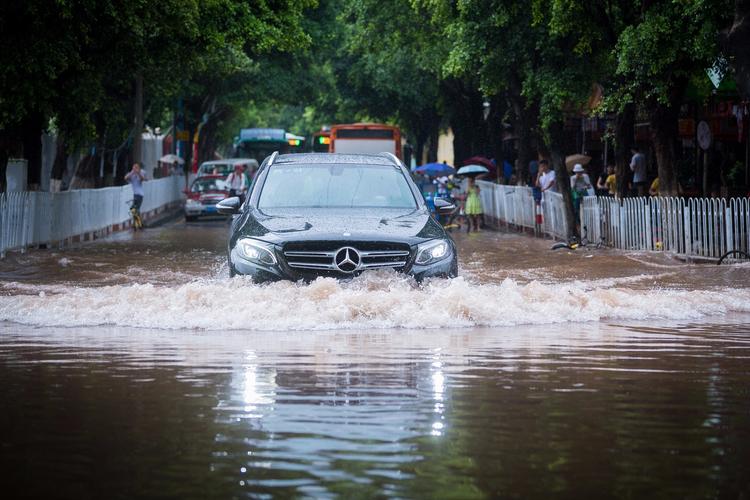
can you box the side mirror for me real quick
[434,197,456,215]
[216,197,241,215]
[183,188,191,195]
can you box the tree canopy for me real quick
[1,0,746,214]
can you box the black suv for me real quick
[217,152,458,282]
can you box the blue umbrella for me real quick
[456,164,489,176]
[412,162,455,176]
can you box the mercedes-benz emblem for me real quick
[334,247,361,273]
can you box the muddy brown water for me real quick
[1,219,749,498]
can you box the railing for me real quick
[581,196,750,260]
[477,180,750,261]
[1,176,183,257]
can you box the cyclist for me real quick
[125,162,146,215]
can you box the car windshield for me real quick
[258,163,417,209]
[192,178,227,193]
[200,163,235,176]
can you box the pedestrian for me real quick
[536,159,556,202]
[570,163,592,219]
[629,146,647,196]
[649,177,660,196]
[124,162,146,213]
[597,164,616,196]
[226,164,249,203]
[464,177,483,232]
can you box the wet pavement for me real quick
[1,219,749,498]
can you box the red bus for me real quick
[329,123,402,159]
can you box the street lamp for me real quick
[483,99,491,121]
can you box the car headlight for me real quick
[186,198,201,207]
[415,239,451,265]
[236,238,277,266]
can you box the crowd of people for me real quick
[532,147,666,204]
[412,147,669,234]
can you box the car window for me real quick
[258,163,417,209]
[200,164,234,176]
[192,178,227,193]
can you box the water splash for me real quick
[2,270,749,331]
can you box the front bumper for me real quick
[229,243,457,282]
[185,204,220,217]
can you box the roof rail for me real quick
[381,152,403,168]
[267,151,279,167]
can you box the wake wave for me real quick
[2,271,749,331]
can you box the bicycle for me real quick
[126,200,144,230]
[551,224,606,251]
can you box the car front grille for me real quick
[282,242,411,272]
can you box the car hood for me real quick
[237,207,446,244]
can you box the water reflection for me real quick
[1,320,750,498]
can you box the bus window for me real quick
[330,123,402,159]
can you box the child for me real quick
[464,178,483,232]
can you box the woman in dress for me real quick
[464,177,483,232]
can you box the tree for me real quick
[725,0,750,99]
[610,0,732,196]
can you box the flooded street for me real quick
[1,220,750,497]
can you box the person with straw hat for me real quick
[570,163,592,220]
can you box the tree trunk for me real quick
[488,94,506,181]
[413,137,424,167]
[21,113,44,189]
[427,126,439,163]
[548,119,578,240]
[451,117,473,166]
[508,75,537,186]
[132,73,144,165]
[511,96,536,186]
[649,79,685,197]
[651,106,680,196]
[0,131,15,192]
[614,103,635,198]
[444,78,486,165]
[50,135,67,191]
[184,124,196,182]
[726,0,750,99]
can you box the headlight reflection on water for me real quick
[234,351,277,419]
[431,349,446,437]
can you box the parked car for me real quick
[197,159,259,178]
[216,152,458,281]
[184,175,231,221]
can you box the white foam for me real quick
[1,270,749,331]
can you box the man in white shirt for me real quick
[630,146,647,196]
[226,164,250,202]
[536,160,556,202]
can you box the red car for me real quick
[184,175,231,221]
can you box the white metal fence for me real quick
[477,180,750,261]
[1,176,183,257]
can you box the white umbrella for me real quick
[160,154,184,164]
[456,164,489,176]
